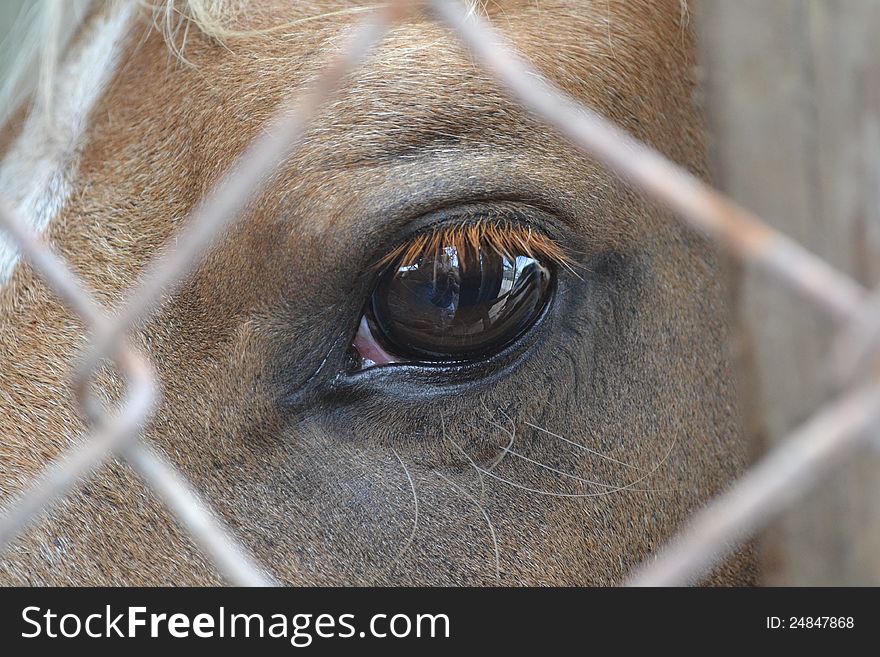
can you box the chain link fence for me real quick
[0,0,875,586]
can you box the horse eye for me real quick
[352,238,554,368]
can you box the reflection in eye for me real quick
[350,222,572,369]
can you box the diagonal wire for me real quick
[432,0,867,323]
[0,0,411,585]
[624,382,880,586]
[0,0,875,588]
[0,201,153,553]
[0,201,273,585]
[78,0,411,385]
[434,0,880,586]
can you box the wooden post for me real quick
[698,0,880,584]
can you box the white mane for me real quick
[0,0,134,284]
[0,1,93,130]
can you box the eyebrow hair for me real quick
[375,219,578,273]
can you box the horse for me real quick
[0,0,756,585]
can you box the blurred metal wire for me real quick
[0,0,406,586]
[0,0,875,586]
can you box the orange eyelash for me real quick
[375,221,578,274]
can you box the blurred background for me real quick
[699,0,880,585]
[0,1,27,61]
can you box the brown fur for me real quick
[0,0,755,585]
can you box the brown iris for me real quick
[364,222,567,362]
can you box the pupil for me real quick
[370,242,552,360]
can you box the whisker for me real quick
[470,406,679,496]
[443,416,488,506]
[524,421,650,473]
[494,444,633,490]
[484,414,515,472]
[437,472,501,582]
[384,449,419,572]
[476,430,680,499]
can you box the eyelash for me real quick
[373,219,577,274]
